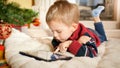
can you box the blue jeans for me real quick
[88,22,107,43]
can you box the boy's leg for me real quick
[92,6,107,42]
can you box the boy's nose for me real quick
[54,32,58,39]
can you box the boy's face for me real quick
[48,21,77,42]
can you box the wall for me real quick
[115,0,120,23]
[8,0,32,9]
[33,0,56,29]
[116,0,120,28]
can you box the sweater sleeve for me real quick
[68,39,98,57]
[68,32,91,55]
[68,40,83,55]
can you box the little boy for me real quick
[46,1,107,58]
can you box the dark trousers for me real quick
[89,22,107,43]
[94,22,107,42]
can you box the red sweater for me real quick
[68,23,101,55]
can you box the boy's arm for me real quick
[68,40,83,55]
[54,40,72,53]
[68,35,98,57]
[68,35,91,55]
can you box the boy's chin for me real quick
[56,39,67,42]
[59,39,67,42]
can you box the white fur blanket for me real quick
[4,29,120,68]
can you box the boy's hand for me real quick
[78,36,91,44]
[54,40,72,53]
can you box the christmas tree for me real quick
[0,0,38,26]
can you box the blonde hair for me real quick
[46,0,80,26]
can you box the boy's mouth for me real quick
[56,39,61,42]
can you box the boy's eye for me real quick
[57,30,61,33]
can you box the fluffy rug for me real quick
[97,38,120,68]
[4,29,120,68]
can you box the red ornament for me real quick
[32,18,40,26]
[0,24,12,39]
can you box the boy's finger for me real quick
[54,48,60,53]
